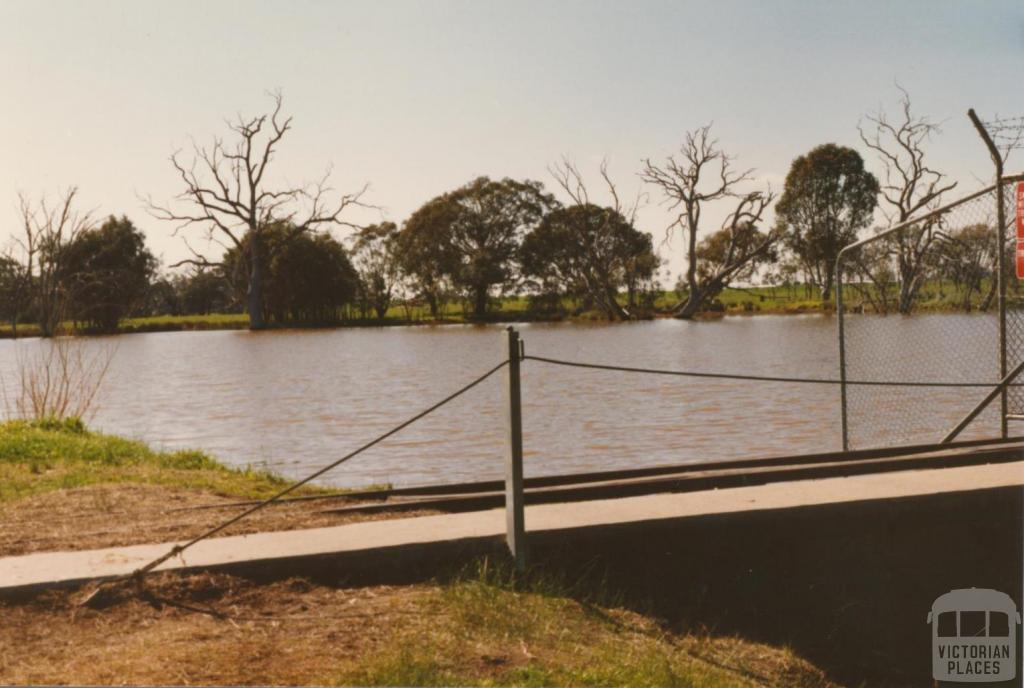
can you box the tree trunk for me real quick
[601,286,629,321]
[820,272,834,304]
[39,294,57,338]
[980,277,997,312]
[674,286,704,319]
[896,256,923,314]
[897,281,917,315]
[685,226,699,300]
[247,233,266,330]
[472,285,488,318]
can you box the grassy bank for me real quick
[335,560,837,687]
[0,418,308,504]
[0,420,407,557]
[0,423,841,686]
[0,563,838,687]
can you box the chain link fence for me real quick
[1004,180,1024,418]
[837,179,1023,450]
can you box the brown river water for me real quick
[0,313,1004,488]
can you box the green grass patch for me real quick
[0,418,322,504]
[333,558,835,687]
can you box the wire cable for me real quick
[524,354,1011,388]
[130,359,509,579]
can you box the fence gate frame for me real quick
[836,107,1024,451]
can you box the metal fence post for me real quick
[968,108,1008,438]
[835,254,850,452]
[505,326,526,570]
[995,178,1009,438]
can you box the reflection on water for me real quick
[0,314,1002,487]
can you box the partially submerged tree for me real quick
[936,223,996,311]
[775,144,879,302]
[350,222,400,320]
[223,221,358,325]
[858,88,957,313]
[642,125,775,318]
[693,221,778,303]
[400,177,555,318]
[148,92,368,329]
[521,159,657,320]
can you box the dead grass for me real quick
[0,570,841,687]
[0,419,438,556]
[0,482,436,556]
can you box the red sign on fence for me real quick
[1017,182,1024,279]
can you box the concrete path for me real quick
[2,460,1023,593]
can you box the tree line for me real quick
[2,89,1003,335]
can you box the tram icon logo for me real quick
[928,588,1020,683]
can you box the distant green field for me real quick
[0,280,1007,339]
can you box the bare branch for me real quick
[147,92,373,328]
[642,124,772,317]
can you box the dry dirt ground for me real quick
[0,571,840,687]
[0,484,841,686]
[0,483,437,556]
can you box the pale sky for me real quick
[1,0,1021,282]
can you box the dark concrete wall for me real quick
[524,486,1024,687]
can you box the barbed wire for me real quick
[980,115,1024,159]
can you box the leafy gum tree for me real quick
[399,177,556,318]
[521,160,657,320]
[64,216,157,331]
[350,222,400,320]
[775,143,879,302]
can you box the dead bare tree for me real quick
[641,125,775,318]
[147,92,370,329]
[858,87,957,313]
[16,188,93,337]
